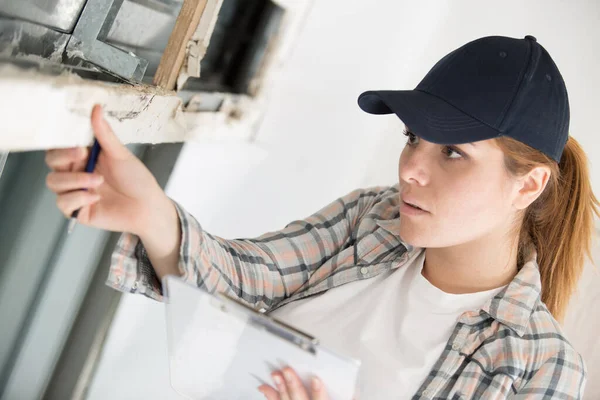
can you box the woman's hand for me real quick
[258,367,329,400]
[46,104,182,279]
[45,104,169,236]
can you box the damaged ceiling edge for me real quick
[0,64,187,151]
[0,1,315,151]
[0,64,262,151]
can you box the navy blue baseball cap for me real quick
[358,35,569,163]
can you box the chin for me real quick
[398,224,431,248]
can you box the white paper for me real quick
[164,276,361,400]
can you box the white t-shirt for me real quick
[268,249,506,400]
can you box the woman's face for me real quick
[397,128,519,248]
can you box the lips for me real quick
[405,202,424,211]
[402,197,428,212]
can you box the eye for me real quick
[403,129,466,160]
[442,146,463,160]
[403,129,419,146]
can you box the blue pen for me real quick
[68,139,102,234]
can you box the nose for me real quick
[399,145,431,186]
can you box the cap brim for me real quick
[357,90,501,145]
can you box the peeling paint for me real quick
[106,93,155,121]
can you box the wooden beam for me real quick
[153,0,209,90]
[186,0,224,78]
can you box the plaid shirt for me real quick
[107,185,587,399]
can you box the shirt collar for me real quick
[479,251,542,336]
[375,218,541,336]
[375,218,414,253]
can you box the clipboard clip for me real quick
[213,292,320,356]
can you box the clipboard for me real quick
[163,275,361,400]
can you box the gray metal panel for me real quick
[41,233,122,400]
[104,0,183,81]
[0,0,87,33]
[0,18,70,61]
[106,0,181,51]
[0,0,183,83]
[0,152,67,396]
[66,0,148,82]
[1,223,111,400]
[0,153,7,180]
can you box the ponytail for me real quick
[496,136,600,322]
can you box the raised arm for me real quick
[108,186,392,310]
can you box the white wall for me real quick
[87,1,600,398]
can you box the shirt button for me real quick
[422,389,432,397]
[360,267,369,275]
[452,342,461,351]
[132,281,138,290]
[116,276,121,284]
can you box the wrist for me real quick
[136,193,178,243]
[136,194,183,280]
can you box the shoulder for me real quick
[496,301,586,395]
[353,184,400,212]
[341,184,398,204]
[335,184,399,219]
[523,303,586,374]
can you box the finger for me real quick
[56,191,101,217]
[47,172,104,193]
[45,147,88,172]
[310,377,329,400]
[281,367,310,400]
[72,148,91,172]
[91,105,130,160]
[258,384,279,400]
[271,372,291,400]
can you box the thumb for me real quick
[90,104,131,160]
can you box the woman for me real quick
[46,35,597,399]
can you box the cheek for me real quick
[437,173,511,235]
[400,171,510,247]
[447,178,489,210]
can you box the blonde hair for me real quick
[495,136,600,321]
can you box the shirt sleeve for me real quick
[106,185,394,310]
[509,349,587,399]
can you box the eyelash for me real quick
[402,129,465,160]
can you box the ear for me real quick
[513,166,552,210]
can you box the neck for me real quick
[422,231,519,294]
